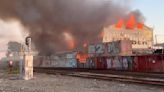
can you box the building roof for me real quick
[104,24,153,32]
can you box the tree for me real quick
[6,41,22,57]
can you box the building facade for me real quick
[103,25,153,49]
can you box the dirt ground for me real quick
[0,71,164,92]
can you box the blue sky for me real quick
[131,0,164,36]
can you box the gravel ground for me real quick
[0,71,164,92]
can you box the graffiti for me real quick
[107,42,120,54]
[88,44,105,54]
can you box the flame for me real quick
[76,52,88,63]
[115,19,124,28]
[137,22,144,29]
[114,13,144,30]
[63,32,75,49]
[126,14,136,29]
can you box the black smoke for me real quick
[0,0,143,55]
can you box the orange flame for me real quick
[126,14,136,29]
[115,19,124,28]
[114,13,144,30]
[137,22,144,29]
[76,52,88,63]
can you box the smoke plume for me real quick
[0,0,144,55]
[127,10,145,23]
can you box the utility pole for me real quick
[155,35,158,45]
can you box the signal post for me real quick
[20,37,33,80]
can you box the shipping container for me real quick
[67,59,77,68]
[120,40,132,55]
[107,42,120,55]
[83,59,90,68]
[86,58,96,69]
[88,40,132,57]
[127,56,134,71]
[93,57,107,69]
[112,56,122,70]
[33,50,164,72]
[88,43,105,54]
[77,61,85,68]
[106,56,133,70]
[133,54,164,72]
[122,57,129,70]
[34,51,78,68]
[106,57,113,69]
[148,55,164,72]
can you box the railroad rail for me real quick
[34,67,164,86]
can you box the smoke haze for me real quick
[0,0,144,55]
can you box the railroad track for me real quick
[34,67,164,86]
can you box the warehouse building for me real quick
[103,15,153,50]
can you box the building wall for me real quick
[103,25,153,49]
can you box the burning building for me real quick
[103,14,153,50]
